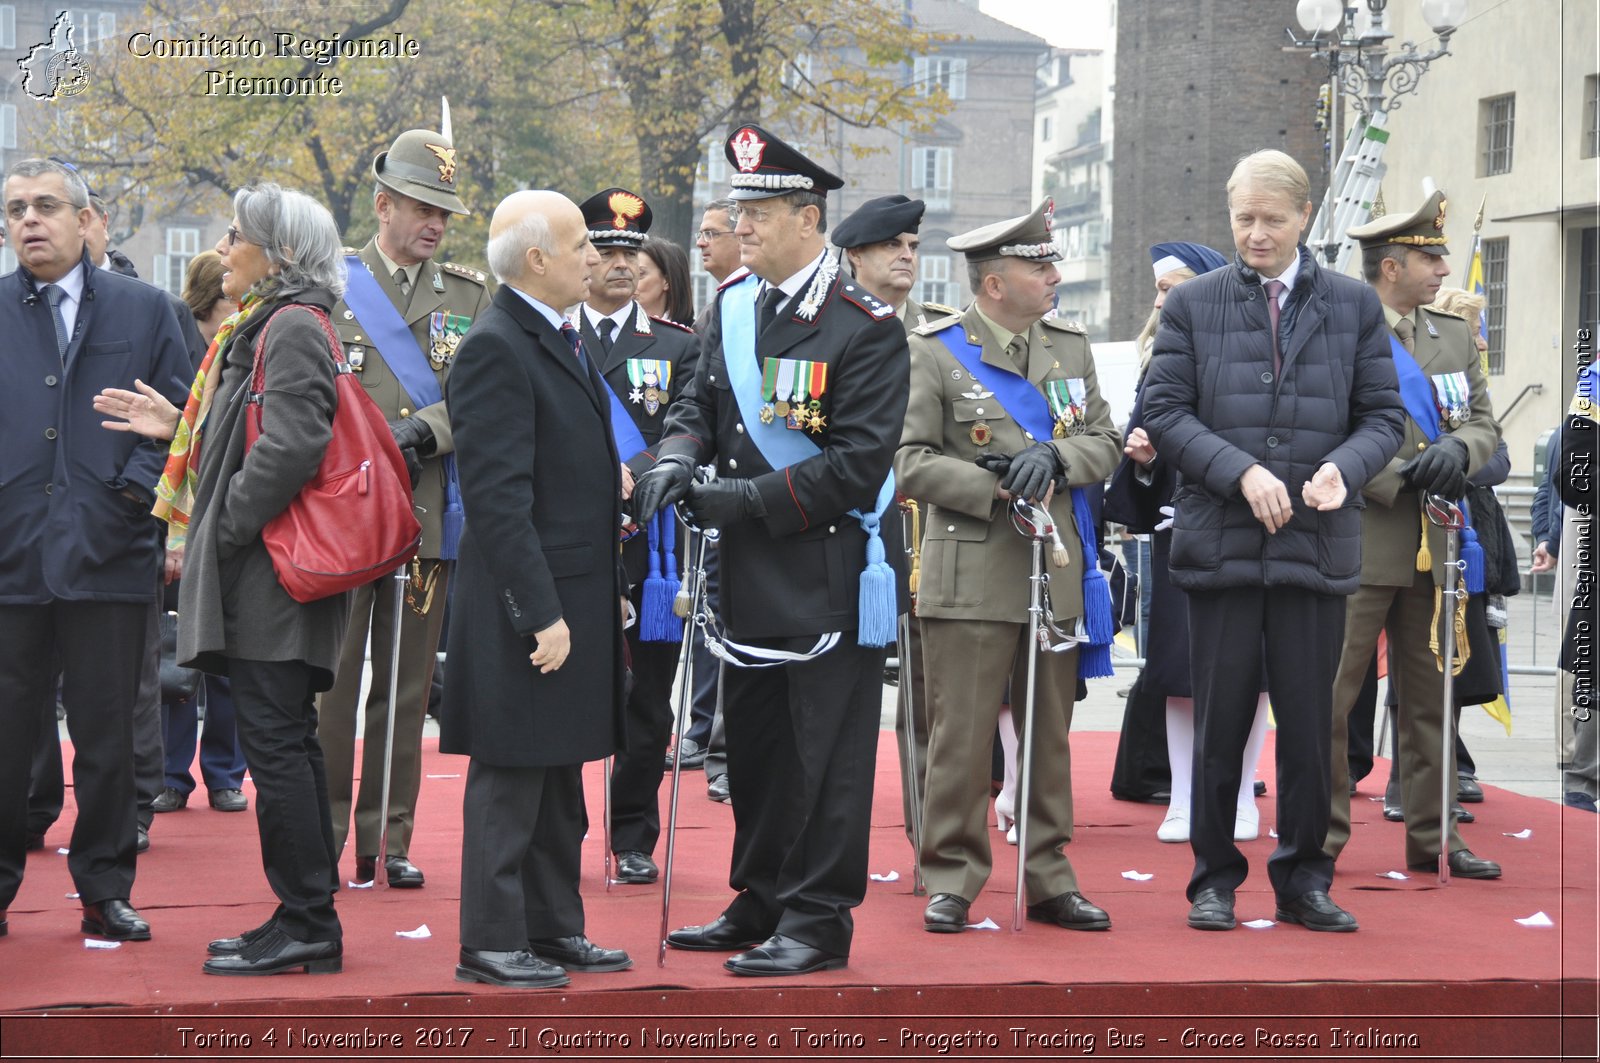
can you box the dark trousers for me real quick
[226,657,340,943]
[1187,587,1342,903]
[685,547,722,760]
[163,675,246,793]
[1346,653,1380,784]
[26,686,64,837]
[609,619,679,854]
[719,636,885,957]
[132,598,163,830]
[458,760,584,950]
[0,601,146,908]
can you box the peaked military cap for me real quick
[579,187,652,248]
[1347,189,1450,256]
[724,124,844,201]
[947,198,1060,262]
[374,128,469,215]
[832,195,925,249]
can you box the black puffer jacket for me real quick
[1142,248,1405,595]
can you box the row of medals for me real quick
[760,398,827,434]
[968,406,1080,447]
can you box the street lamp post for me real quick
[1287,0,1468,270]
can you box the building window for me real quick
[155,227,200,294]
[702,138,726,185]
[1040,115,1052,142]
[917,254,952,307]
[1480,94,1515,176]
[0,6,15,51]
[1585,75,1600,159]
[1579,227,1599,347]
[781,52,812,91]
[914,56,967,100]
[0,103,15,150]
[911,147,952,212]
[1481,236,1508,375]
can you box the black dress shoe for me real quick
[528,934,632,972]
[209,788,248,812]
[455,948,568,987]
[1254,779,1267,798]
[136,827,149,853]
[1187,887,1236,931]
[208,917,277,956]
[613,850,659,884]
[25,832,44,852]
[384,856,425,888]
[666,914,767,952]
[665,738,707,771]
[724,934,846,976]
[1275,890,1358,932]
[1410,849,1502,879]
[1026,891,1111,931]
[203,926,341,976]
[1453,802,1475,824]
[1457,775,1484,803]
[353,856,376,884]
[152,787,187,813]
[1382,796,1404,822]
[706,773,730,803]
[923,893,970,933]
[81,900,151,941]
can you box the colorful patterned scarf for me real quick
[152,293,259,545]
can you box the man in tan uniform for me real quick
[1326,191,1502,879]
[896,200,1120,933]
[319,126,492,887]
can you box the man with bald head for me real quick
[440,190,631,988]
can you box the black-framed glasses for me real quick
[225,226,242,247]
[695,228,736,242]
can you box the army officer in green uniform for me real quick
[318,126,492,888]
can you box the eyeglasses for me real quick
[695,229,736,242]
[4,196,82,220]
[728,206,791,226]
[225,226,242,247]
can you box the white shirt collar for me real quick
[582,301,634,333]
[1261,253,1301,305]
[508,286,569,333]
[763,249,829,311]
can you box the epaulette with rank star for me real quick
[911,312,962,337]
[441,261,488,285]
[1041,314,1087,335]
[838,281,895,320]
[649,315,695,334]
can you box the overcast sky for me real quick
[979,0,1112,50]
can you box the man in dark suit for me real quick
[440,189,631,988]
[634,125,910,976]
[0,157,192,942]
[319,126,492,889]
[573,187,700,886]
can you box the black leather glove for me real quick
[633,455,695,522]
[1399,435,1469,500]
[389,414,436,457]
[999,441,1064,503]
[398,446,423,489]
[685,478,767,529]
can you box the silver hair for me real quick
[486,210,554,284]
[5,158,90,209]
[233,183,346,300]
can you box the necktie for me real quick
[1005,335,1028,374]
[1395,315,1415,354]
[394,267,412,300]
[758,286,785,335]
[1264,279,1286,373]
[597,317,616,355]
[560,321,590,375]
[40,284,69,362]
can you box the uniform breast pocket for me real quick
[922,517,990,608]
[951,397,1009,425]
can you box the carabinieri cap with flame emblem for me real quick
[373,128,469,216]
[578,187,653,249]
[723,124,844,202]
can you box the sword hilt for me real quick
[1424,495,1465,530]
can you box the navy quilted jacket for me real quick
[1142,248,1405,594]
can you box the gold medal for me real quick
[644,386,660,404]
[1053,420,1067,439]
[970,421,992,447]
[774,400,791,417]
[759,403,776,424]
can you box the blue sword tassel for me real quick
[640,509,680,641]
[856,510,897,648]
[1071,487,1115,679]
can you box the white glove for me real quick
[1155,505,1175,532]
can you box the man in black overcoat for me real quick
[440,189,630,988]
[634,125,909,976]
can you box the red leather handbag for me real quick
[244,304,422,603]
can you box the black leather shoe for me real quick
[724,934,846,976]
[528,934,632,972]
[1382,792,1403,822]
[665,738,707,771]
[1254,779,1267,798]
[136,827,149,853]
[613,850,659,884]
[1187,887,1236,931]
[1453,802,1475,824]
[25,832,44,852]
[1026,891,1111,931]
[208,917,277,956]
[666,914,767,952]
[209,788,247,812]
[1457,775,1484,803]
[706,773,730,803]
[923,893,969,934]
[353,856,376,884]
[384,856,425,888]
[81,900,151,941]
[1410,849,1501,879]
[455,948,568,988]
[1275,890,1358,932]
[203,927,341,976]
[152,787,187,813]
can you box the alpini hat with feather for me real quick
[373,128,469,216]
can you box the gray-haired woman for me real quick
[175,184,352,976]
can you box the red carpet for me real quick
[2,731,1596,1060]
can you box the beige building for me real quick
[1350,0,1597,487]
[1034,48,1110,340]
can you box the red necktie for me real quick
[1264,279,1285,373]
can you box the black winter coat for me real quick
[1142,249,1405,595]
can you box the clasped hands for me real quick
[1241,462,1346,534]
[632,456,765,529]
[975,441,1068,505]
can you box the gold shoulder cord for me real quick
[1421,502,1470,676]
[905,499,922,599]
